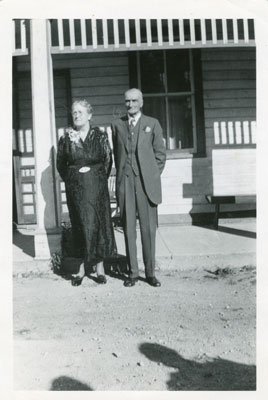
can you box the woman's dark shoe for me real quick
[71,275,85,286]
[92,265,97,273]
[97,275,107,284]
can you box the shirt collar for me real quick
[128,112,141,125]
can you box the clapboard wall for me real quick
[15,51,129,128]
[52,52,130,218]
[202,47,256,153]
[159,47,256,219]
[13,61,71,224]
[14,47,256,224]
[52,52,130,127]
[203,47,256,207]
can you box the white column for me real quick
[30,19,60,259]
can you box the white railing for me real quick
[50,19,255,54]
[13,19,29,56]
[213,120,256,146]
[12,19,256,56]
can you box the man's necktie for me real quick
[129,118,135,128]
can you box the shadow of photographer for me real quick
[50,375,93,391]
[139,342,256,391]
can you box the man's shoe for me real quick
[97,275,107,284]
[124,277,138,287]
[147,277,161,287]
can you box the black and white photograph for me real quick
[1,0,268,397]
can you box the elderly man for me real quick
[111,88,166,287]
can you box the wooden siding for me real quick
[159,157,215,215]
[160,47,256,216]
[52,52,130,126]
[15,52,129,128]
[13,67,71,224]
[202,48,256,155]
[13,70,70,141]
[202,48,256,202]
[14,48,256,221]
[212,149,256,196]
[13,72,35,224]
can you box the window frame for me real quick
[131,48,205,159]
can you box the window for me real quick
[129,49,205,156]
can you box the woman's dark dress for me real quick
[57,127,116,264]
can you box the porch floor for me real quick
[13,217,256,273]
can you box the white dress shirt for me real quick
[128,112,141,127]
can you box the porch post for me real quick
[30,19,60,259]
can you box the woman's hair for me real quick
[72,99,93,115]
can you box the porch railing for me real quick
[213,120,256,146]
[13,20,29,56]
[13,18,255,56]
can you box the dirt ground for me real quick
[13,264,256,391]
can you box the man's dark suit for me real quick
[111,113,166,279]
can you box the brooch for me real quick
[79,167,90,173]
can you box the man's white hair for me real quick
[124,88,143,100]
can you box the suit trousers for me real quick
[123,170,157,279]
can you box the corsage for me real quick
[144,126,151,133]
[66,128,81,144]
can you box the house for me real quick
[12,19,256,258]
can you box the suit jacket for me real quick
[111,114,166,211]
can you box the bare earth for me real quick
[13,265,256,391]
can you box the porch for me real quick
[13,217,256,274]
[12,19,256,259]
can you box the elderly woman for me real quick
[57,99,116,286]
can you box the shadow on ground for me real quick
[51,254,129,284]
[191,222,256,239]
[139,343,256,391]
[217,225,256,239]
[13,230,35,257]
[50,376,93,391]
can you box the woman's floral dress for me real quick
[57,126,116,265]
